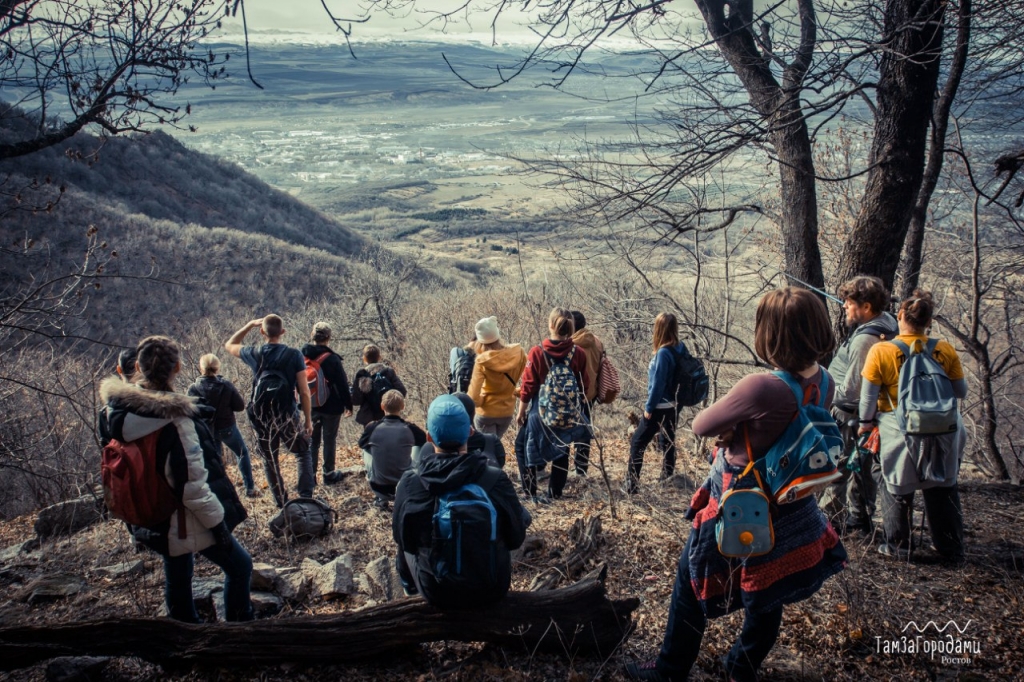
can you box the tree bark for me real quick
[899,0,971,298]
[0,565,639,672]
[839,0,947,291]
[530,515,603,591]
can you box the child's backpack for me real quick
[101,430,179,527]
[753,371,843,503]
[305,352,332,409]
[430,469,502,591]
[596,351,621,405]
[670,345,709,407]
[537,348,583,429]
[890,339,959,435]
[449,347,476,394]
[269,498,336,540]
[716,462,775,558]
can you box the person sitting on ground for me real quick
[818,275,898,534]
[301,322,353,485]
[352,344,407,426]
[466,316,527,439]
[100,336,253,623]
[224,314,314,509]
[393,394,530,609]
[859,289,967,562]
[417,392,506,468]
[359,389,426,509]
[98,347,138,446]
[188,353,257,497]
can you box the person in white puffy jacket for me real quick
[99,336,253,622]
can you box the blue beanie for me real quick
[427,395,472,449]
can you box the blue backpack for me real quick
[716,462,775,558]
[753,371,843,504]
[890,338,959,435]
[430,468,502,590]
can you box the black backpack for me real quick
[247,354,295,426]
[670,345,709,407]
[449,347,476,394]
[429,467,502,593]
[370,370,395,408]
[191,378,223,433]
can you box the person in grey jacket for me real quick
[818,276,899,535]
[359,389,426,508]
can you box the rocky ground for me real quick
[1,434,1022,681]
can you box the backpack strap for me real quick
[475,465,504,494]
[771,369,828,410]
[889,338,912,358]
[925,337,940,356]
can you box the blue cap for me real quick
[427,395,471,449]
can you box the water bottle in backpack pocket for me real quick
[716,462,775,558]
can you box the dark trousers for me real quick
[311,411,342,476]
[878,482,964,558]
[215,423,255,491]
[514,426,566,498]
[657,536,782,682]
[251,416,314,508]
[628,407,678,489]
[819,416,877,529]
[573,401,593,475]
[163,536,253,623]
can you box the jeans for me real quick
[878,482,964,558]
[657,536,783,682]
[215,424,255,491]
[251,415,314,508]
[628,407,679,489]
[311,411,342,476]
[163,536,254,623]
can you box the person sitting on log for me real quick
[358,389,426,510]
[393,394,531,609]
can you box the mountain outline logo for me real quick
[901,619,972,634]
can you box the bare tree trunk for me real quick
[0,566,639,672]
[839,0,947,291]
[899,0,972,298]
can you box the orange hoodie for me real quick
[571,329,604,402]
[468,344,528,418]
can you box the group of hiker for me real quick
[97,277,969,681]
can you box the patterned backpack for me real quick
[537,348,583,429]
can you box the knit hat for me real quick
[426,395,472,449]
[475,316,499,344]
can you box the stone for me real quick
[192,577,224,601]
[15,574,85,604]
[251,562,277,591]
[45,656,110,682]
[299,557,322,579]
[214,590,283,621]
[34,495,104,538]
[94,560,145,579]
[310,554,355,600]
[364,555,402,602]
[0,538,40,565]
[275,570,310,602]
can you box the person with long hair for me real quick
[625,312,689,494]
[99,336,253,622]
[625,288,846,682]
[467,316,527,439]
[514,307,590,502]
[859,289,967,561]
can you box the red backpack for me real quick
[101,431,178,527]
[305,352,331,408]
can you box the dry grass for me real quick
[1,417,1022,681]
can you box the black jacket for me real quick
[392,451,530,608]
[187,375,245,431]
[301,344,353,415]
[351,362,407,426]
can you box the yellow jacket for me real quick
[571,329,604,402]
[468,344,527,418]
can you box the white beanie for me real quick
[475,316,500,344]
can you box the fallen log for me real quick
[530,515,603,591]
[0,564,637,672]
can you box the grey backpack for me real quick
[269,498,336,540]
[891,338,958,435]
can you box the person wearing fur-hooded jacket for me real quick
[467,316,527,439]
[99,336,253,623]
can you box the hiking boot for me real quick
[624,659,671,681]
[531,494,551,506]
[373,498,391,511]
[245,487,260,498]
[323,470,344,485]
[878,543,911,560]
